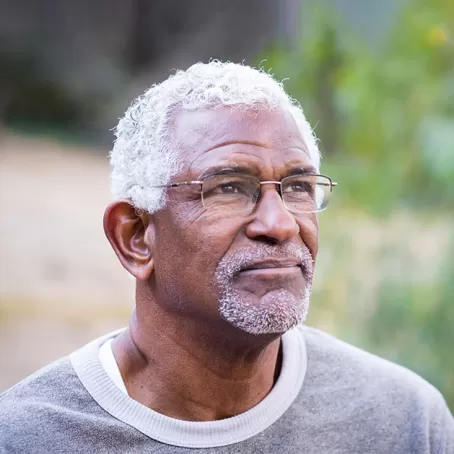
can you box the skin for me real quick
[104,105,319,421]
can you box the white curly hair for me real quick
[110,60,321,213]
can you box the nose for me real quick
[245,185,300,244]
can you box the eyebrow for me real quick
[287,166,318,176]
[199,165,254,179]
[198,164,318,179]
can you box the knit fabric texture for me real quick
[1,326,453,453]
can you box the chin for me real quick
[219,286,311,336]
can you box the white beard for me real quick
[215,244,314,335]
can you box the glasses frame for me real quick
[157,173,338,214]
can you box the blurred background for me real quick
[0,0,453,411]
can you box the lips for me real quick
[240,258,306,277]
[239,267,303,279]
[240,259,303,273]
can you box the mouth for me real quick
[239,259,304,277]
[239,267,303,278]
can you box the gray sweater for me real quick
[1,326,453,453]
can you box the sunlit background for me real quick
[1,0,453,411]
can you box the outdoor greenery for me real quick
[260,0,454,410]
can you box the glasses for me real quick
[159,172,337,215]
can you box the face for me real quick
[150,106,318,335]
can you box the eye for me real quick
[214,181,249,195]
[283,179,315,194]
[219,183,243,194]
[203,173,259,202]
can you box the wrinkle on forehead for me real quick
[190,149,316,182]
[172,106,312,175]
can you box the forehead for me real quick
[171,106,313,176]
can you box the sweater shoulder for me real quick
[1,356,77,400]
[1,356,97,423]
[296,326,454,453]
[300,325,449,412]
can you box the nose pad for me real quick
[276,183,283,198]
[252,189,260,204]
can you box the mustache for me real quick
[215,244,314,282]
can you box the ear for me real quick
[103,201,155,280]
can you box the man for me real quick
[1,61,453,453]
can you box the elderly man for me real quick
[1,61,453,453]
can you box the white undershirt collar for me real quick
[99,338,128,395]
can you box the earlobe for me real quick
[103,201,155,280]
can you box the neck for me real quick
[113,302,282,421]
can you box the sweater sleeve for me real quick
[431,393,454,454]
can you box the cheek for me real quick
[152,213,244,310]
[155,208,242,276]
[298,214,318,260]
[187,216,240,268]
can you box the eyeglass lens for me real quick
[201,173,331,213]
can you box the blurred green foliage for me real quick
[260,0,454,410]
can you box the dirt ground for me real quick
[0,133,134,390]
